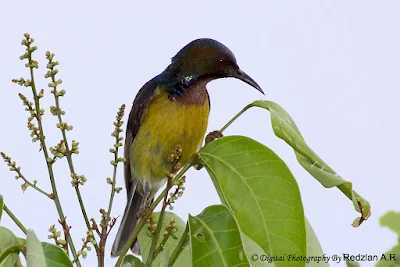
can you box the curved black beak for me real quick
[233,69,264,95]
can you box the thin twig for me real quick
[146,180,172,266]
[219,103,253,133]
[3,204,27,235]
[98,104,125,267]
[45,52,98,256]
[114,162,192,267]
[168,225,189,267]
[19,34,81,266]
[0,152,52,199]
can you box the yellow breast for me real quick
[130,87,209,185]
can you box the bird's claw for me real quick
[138,204,152,218]
[205,130,223,145]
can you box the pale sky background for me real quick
[1,1,399,266]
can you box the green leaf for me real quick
[239,219,327,267]
[16,238,26,247]
[138,211,190,267]
[245,100,370,226]
[0,227,21,267]
[42,242,72,267]
[189,205,250,267]
[346,259,360,267]
[305,218,328,267]
[198,136,306,267]
[160,248,170,267]
[240,233,274,267]
[0,195,3,222]
[380,211,400,235]
[26,230,46,267]
[121,254,145,267]
[376,211,400,266]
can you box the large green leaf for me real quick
[375,211,400,267]
[0,227,21,267]
[228,100,370,226]
[0,227,21,266]
[26,230,46,267]
[240,233,274,267]
[239,219,326,267]
[0,195,3,222]
[198,136,306,267]
[305,219,328,267]
[122,254,145,267]
[138,211,190,267]
[188,205,249,267]
[42,242,72,267]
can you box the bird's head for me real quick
[165,38,264,94]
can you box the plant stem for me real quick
[50,67,95,246]
[145,183,171,267]
[0,152,52,199]
[26,50,81,267]
[114,163,192,267]
[168,225,188,267]
[98,105,125,267]
[3,204,27,235]
[220,103,253,133]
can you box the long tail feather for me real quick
[111,189,143,257]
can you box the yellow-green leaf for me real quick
[305,218,328,267]
[0,195,3,222]
[26,230,46,267]
[122,254,145,267]
[42,242,72,267]
[0,227,22,267]
[198,136,306,267]
[246,100,370,226]
[189,205,250,267]
[376,211,400,266]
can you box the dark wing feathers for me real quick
[124,76,159,197]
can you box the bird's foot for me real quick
[138,204,152,219]
[205,130,224,145]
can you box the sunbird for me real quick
[111,38,264,256]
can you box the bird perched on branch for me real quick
[111,38,264,256]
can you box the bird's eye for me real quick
[218,57,226,66]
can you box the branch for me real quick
[168,224,189,267]
[115,161,192,267]
[12,33,81,267]
[3,204,27,235]
[219,103,253,133]
[0,152,52,199]
[146,145,184,266]
[146,179,172,266]
[44,51,99,255]
[98,104,126,267]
